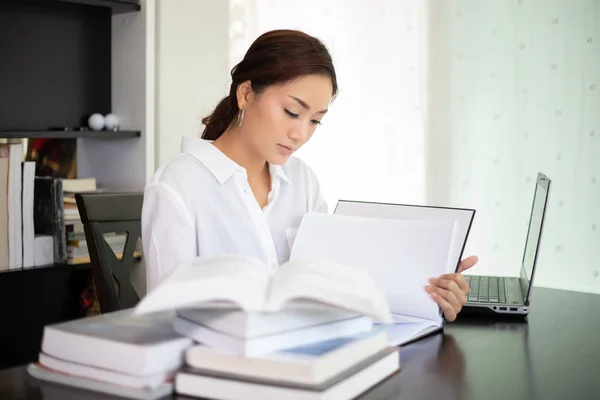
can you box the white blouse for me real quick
[141,135,328,291]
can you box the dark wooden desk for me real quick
[1,287,599,400]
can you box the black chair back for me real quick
[75,192,143,313]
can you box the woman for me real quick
[142,29,478,322]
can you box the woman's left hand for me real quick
[425,255,479,322]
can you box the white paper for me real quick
[380,322,439,347]
[134,255,272,315]
[334,200,474,273]
[290,213,455,321]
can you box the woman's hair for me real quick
[201,29,338,141]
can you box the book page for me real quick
[134,255,272,315]
[265,258,392,322]
[289,213,455,321]
[379,321,440,347]
[334,201,475,274]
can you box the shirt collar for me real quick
[181,135,238,184]
[270,163,292,184]
[181,135,292,184]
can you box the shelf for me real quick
[0,130,141,139]
[0,263,92,275]
[0,255,142,274]
[51,0,141,14]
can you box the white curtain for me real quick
[230,0,600,294]
[429,0,600,293]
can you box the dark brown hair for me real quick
[201,29,338,141]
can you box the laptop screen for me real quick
[519,173,551,304]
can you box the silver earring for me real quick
[238,109,244,127]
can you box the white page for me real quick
[290,213,455,321]
[334,201,475,273]
[134,255,272,315]
[379,322,440,347]
[267,258,392,322]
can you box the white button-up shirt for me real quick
[141,135,328,291]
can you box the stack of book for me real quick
[28,309,193,399]
[133,254,401,399]
[28,253,401,399]
[62,178,97,224]
[176,328,398,399]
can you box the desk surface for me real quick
[1,286,599,400]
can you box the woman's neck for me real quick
[213,127,268,179]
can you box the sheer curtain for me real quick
[229,0,430,209]
[429,0,600,292]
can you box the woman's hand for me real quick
[425,255,479,322]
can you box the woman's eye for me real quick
[284,109,299,118]
[311,120,322,126]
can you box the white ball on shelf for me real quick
[104,113,120,131]
[88,113,105,131]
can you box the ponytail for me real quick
[201,94,238,141]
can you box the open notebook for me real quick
[290,205,474,346]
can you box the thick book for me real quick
[0,145,9,270]
[175,307,362,338]
[27,363,173,400]
[134,254,393,323]
[41,309,193,376]
[37,352,175,389]
[184,328,389,386]
[33,176,67,264]
[175,346,400,400]
[289,212,470,346]
[173,313,372,356]
[8,141,22,269]
[21,161,36,268]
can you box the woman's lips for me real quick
[277,144,294,155]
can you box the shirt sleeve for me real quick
[141,183,196,292]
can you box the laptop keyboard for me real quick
[465,276,507,303]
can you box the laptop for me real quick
[462,172,551,316]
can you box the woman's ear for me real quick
[236,80,254,110]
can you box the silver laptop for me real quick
[463,172,551,316]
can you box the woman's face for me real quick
[237,74,333,165]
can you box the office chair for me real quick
[75,192,143,313]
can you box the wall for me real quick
[77,0,154,191]
[428,0,600,293]
[125,0,229,296]
[155,0,230,168]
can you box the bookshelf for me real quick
[0,130,141,139]
[0,263,91,275]
[51,0,141,13]
[0,0,154,369]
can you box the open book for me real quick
[334,200,475,275]
[289,210,473,346]
[134,255,393,324]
